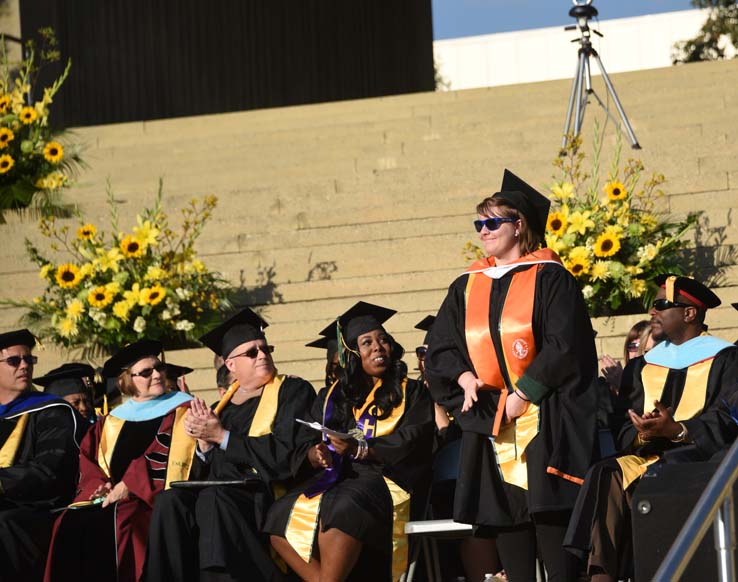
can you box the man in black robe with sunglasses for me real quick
[0,329,84,581]
[564,275,738,582]
[144,309,315,582]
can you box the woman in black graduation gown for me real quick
[265,302,434,582]
[45,339,194,582]
[425,170,599,581]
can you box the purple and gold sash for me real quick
[285,378,410,580]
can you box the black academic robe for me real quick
[426,263,599,527]
[143,376,316,582]
[264,377,434,582]
[563,343,738,578]
[0,395,83,582]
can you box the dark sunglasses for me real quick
[473,217,517,233]
[415,346,427,360]
[0,355,37,367]
[131,361,166,378]
[229,345,275,360]
[652,298,692,311]
[626,341,640,352]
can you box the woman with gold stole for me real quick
[425,170,599,581]
[266,302,434,582]
[44,339,194,582]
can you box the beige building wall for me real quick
[0,59,736,401]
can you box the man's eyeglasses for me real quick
[652,298,692,311]
[228,345,275,360]
[473,217,517,233]
[0,355,37,367]
[131,362,166,378]
[415,346,427,360]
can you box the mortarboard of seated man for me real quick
[143,307,316,582]
[564,274,738,581]
[0,329,85,581]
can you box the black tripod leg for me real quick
[592,52,641,148]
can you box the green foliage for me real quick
[0,184,232,358]
[672,1,738,63]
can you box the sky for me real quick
[432,0,695,40]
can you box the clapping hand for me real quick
[185,397,226,451]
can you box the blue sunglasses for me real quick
[473,217,517,233]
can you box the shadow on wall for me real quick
[690,210,738,287]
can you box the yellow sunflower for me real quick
[142,285,166,306]
[120,235,145,258]
[565,246,591,278]
[594,232,621,258]
[0,95,10,113]
[604,181,627,202]
[77,224,97,240]
[88,286,114,309]
[55,263,83,289]
[19,106,38,125]
[0,127,14,148]
[0,154,14,174]
[547,211,568,236]
[43,141,64,164]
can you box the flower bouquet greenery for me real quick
[3,182,231,357]
[546,131,698,316]
[0,29,83,222]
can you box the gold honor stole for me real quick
[285,379,412,581]
[464,250,562,490]
[0,415,29,468]
[617,359,714,489]
[97,404,197,490]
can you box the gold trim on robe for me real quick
[617,359,714,489]
[0,414,29,468]
[248,375,285,437]
[284,379,411,580]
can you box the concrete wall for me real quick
[0,59,736,402]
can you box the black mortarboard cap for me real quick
[414,315,436,345]
[0,329,36,351]
[165,363,193,379]
[654,274,721,309]
[306,336,339,362]
[198,308,269,357]
[102,339,162,378]
[493,169,551,242]
[34,362,95,397]
[336,301,396,346]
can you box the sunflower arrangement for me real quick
[547,130,698,315]
[2,183,231,356]
[0,29,83,221]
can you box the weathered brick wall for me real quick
[1,59,736,401]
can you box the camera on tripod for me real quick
[560,0,641,150]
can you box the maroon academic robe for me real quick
[44,393,193,582]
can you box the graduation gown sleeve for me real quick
[617,346,738,459]
[370,378,434,493]
[0,404,81,506]
[223,377,316,483]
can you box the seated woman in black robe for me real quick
[45,339,194,582]
[265,302,434,582]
